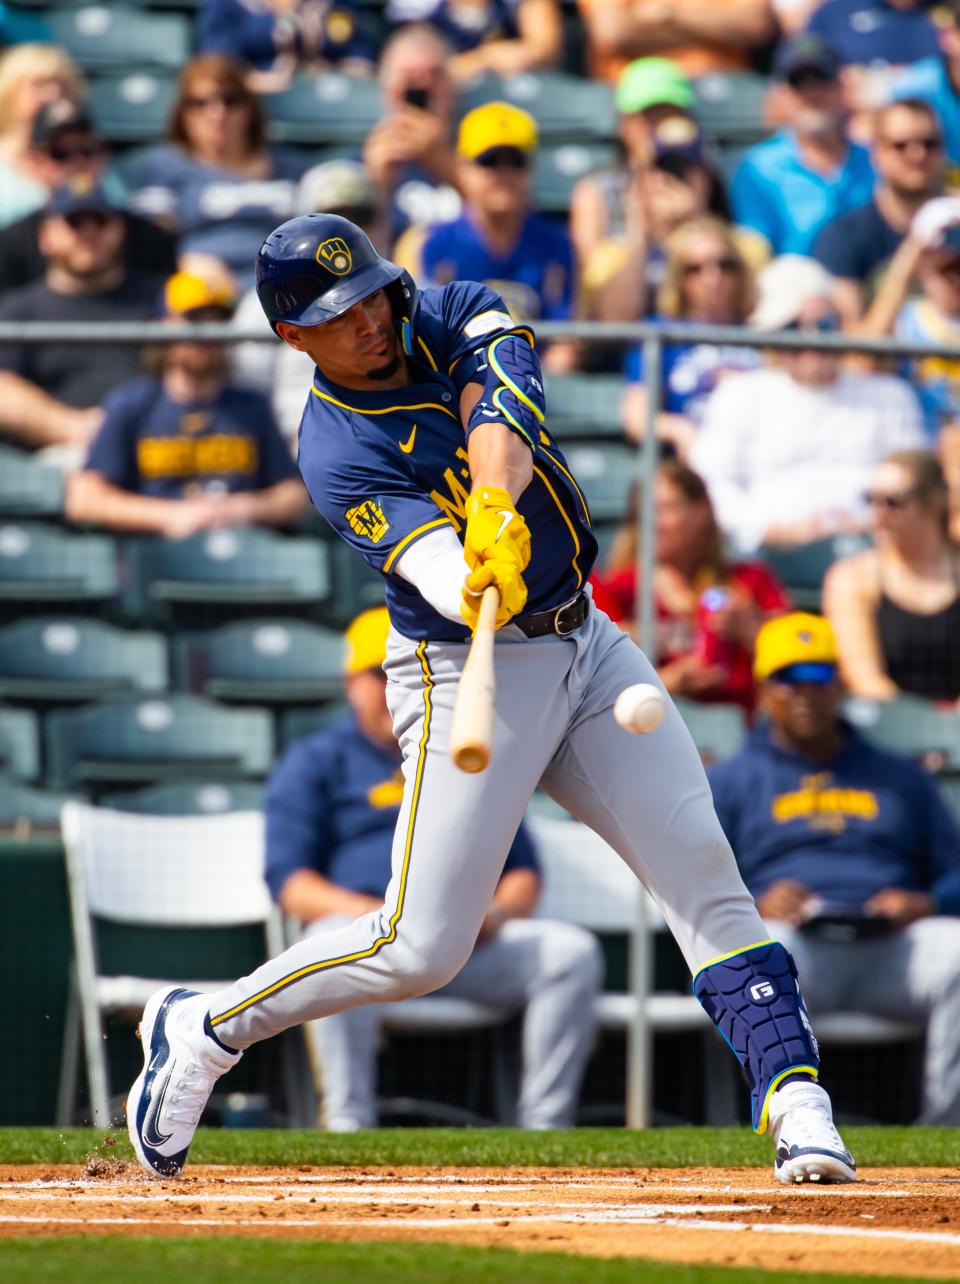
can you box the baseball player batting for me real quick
[127,213,856,1186]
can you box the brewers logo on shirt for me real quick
[345,498,390,543]
[317,237,353,275]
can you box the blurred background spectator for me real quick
[590,461,789,709]
[892,0,960,163]
[126,53,306,289]
[732,33,875,256]
[0,42,84,227]
[387,0,563,82]
[710,611,960,1126]
[67,271,307,536]
[621,216,760,452]
[813,98,946,325]
[0,102,176,295]
[0,176,161,452]
[577,0,774,84]
[365,23,461,246]
[691,255,925,552]
[824,450,960,702]
[196,0,376,93]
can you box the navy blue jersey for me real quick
[264,711,539,899]
[86,375,300,498]
[297,280,597,641]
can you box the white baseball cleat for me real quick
[769,1079,857,1185]
[126,986,241,1178]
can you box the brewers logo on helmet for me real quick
[255,213,416,332]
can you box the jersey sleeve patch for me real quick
[344,498,391,544]
[463,309,515,340]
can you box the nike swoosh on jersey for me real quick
[399,425,417,453]
[495,509,514,542]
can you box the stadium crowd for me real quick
[3,0,960,1129]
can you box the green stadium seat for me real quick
[562,442,635,521]
[280,701,350,749]
[543,373,625,439]
[174,619,344,703]
[45,694,274,790]
[262,72,383,145]
[327,537,386,626]
[122,529,330,621]
[461,72,617,142]
[692,70,769,143]
[0,523,118,608]
[759,534,871,610]
[88,71,177,144]
[845,696,960,772]
[101,779,265,814]
[47,5,189,71]
[674,699,745,764]
[0,448,63,519]
[533,142,618,212]
[0,618,167,702]
[0,774,73,830]
[0,707,40,781]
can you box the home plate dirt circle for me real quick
[1,1165,959,1278]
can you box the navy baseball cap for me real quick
[47,174,117,218]
[773,33,841,84]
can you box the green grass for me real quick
[1,1125,957,1168]
[0,1239,937,1284]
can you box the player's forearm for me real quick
[66,471,187,533]
[467,421,534,501]
[278,868,381,923]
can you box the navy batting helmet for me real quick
[255,213,416,332]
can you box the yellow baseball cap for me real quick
[457,101,538,161]
[164,271,235,318]
[753,612,839,683]
[343,606,391,675]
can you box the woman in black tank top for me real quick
[824,450,960,702]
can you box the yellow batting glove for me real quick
[461,558,528,632]
[462,486,531,574]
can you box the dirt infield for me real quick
[1,1164,959,1277]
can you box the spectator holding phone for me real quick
[709,611,960,1126]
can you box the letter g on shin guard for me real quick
[692,940,820,1133]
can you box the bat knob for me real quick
[452,743,490,774]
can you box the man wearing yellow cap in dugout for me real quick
[709,612,960,1126]
[262,607,603,1131]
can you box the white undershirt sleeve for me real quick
[394,524,468,623]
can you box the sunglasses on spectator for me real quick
[785,312,841,333]
[863,489,916,510]
[184,90,247,112]
[473,147,529,170]
[882,135,941,154]
[681,256,740,278]
[46,140,104,163]
[63,210,114,230]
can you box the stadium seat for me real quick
[0,523,118,609]
[674,699,745,764]
[262,72,383,145]
[692,70,769,143]
[326,537,385,626]
[279,701,350,749]
[174,619,344,703]
[533,142,618,212]
[0,707,40,781]
[562,442,635,521]
[88,71,177,144]
[0,774,73,830]
[845,695,960,771]
[543,373,625,439]
[122,529,330,621]
[45,694,274,790]
[46,5,189,71]
[0,448,63,519]
[460,72,617,142]
[759,533,871,609]
[101,779,265,814]
[0,618,167,702]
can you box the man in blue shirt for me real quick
[731,34,875,255]
[806,0,939,70]
[893,0,960,166]
[67,271,308,537]
[266,606,603,1130]
[710,612,960,1124]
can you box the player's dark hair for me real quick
[168,53,265,157]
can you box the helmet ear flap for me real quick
[386,270,418,323]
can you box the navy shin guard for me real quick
[693,940,819,1132]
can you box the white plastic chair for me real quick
[58,801,312,1126]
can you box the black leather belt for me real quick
[514,590,590,639]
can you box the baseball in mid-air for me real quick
[613,683,665,734]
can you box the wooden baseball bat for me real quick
[450,585,500,774]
